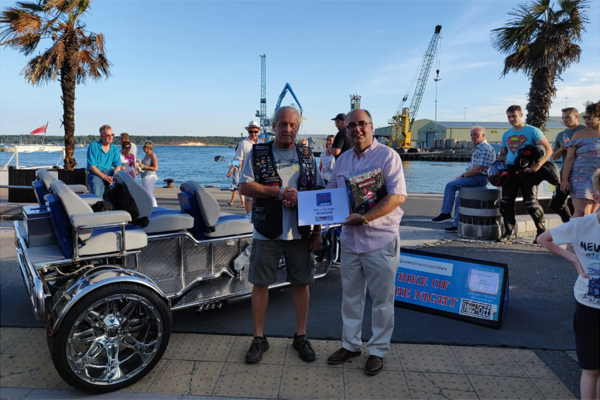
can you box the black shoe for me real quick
[432,213,452,223]
[292,334,316,362]
[497,231,516,243]
[245,336,269,364]
[445,226,458,232]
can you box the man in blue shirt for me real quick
[549,107,586,222]
[431,126,496,231]
[86,125,122,197]
[497,105,553,243]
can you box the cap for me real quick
[245,121,260,130]
[331,113,346,121]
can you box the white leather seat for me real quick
[37,169,100,205]
[179,181,253,238]
[49,181,147,256]
[113,172,195,234]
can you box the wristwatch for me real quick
[278,187,284,201]
[361,215,369,225]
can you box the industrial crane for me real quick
[389,25,442,149]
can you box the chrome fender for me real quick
[47,266,169,336]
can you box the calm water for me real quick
[1,145,468,194]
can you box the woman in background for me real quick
[561,100,600,217]
[138,140,159,207]
[319,135,336,184]
[120,141,136,179]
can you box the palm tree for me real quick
[491,0,588,130]
[0,0,110,170]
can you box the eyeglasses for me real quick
[583,115,593,120]
[103,134,114,138]
[123,146,131,149]
[346,121,371,130]
[249,130,259,134]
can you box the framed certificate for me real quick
[297,188,349,226]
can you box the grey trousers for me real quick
[340,235,400,358]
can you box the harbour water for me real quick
[1,145,469,194]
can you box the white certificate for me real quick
[467,269,500,295]
[297,188,349,226]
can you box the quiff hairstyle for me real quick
[120,132,130,140]
[561,107,579,115]
[506,105,522,114]
[99,125,112,135]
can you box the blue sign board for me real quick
[395,248,509,329]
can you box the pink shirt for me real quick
[326,139,407,254]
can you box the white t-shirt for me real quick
[234,138,254,163]
[550,212,600,309]
[240,146,325,241]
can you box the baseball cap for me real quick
[245,121,260,130]
[331,113,346,121]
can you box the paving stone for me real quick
[118,359,167,393]
[507,349,559,380]
[410,389,480,399]
[398,344,462,373]
[17,359,62,390]
[344,369,410,400]
[189,361,224,396]
[280,365,344,400]
[0,329,48,357]
[169,333,235,362]
[214,362,282,398]
[345,343,402,371]
[148,359,194,395]
[162,333,185,359]
[532,378,576,399]
[284,339,343,368]
[468,375,544,399]
[405,371,476,393]
[227,336,287,365]
[452,346,527,377]
[0,353,48,388]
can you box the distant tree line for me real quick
[0,135,241,146]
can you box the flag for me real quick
[30,123,48,134]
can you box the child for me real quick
[537,168,600,400]
[227,164,244,207]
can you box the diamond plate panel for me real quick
[213,239,241,270]
[139,236,182,279]
[183,237,209,274]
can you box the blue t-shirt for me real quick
[501,125,544,165]
[86,140,121,172]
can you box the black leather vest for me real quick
[252,142,316,239]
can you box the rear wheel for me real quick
[48,283,170,393]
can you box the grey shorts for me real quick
[249,239,314,286]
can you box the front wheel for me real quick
[48,283,171,393]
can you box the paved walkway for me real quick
[0,327,575,399]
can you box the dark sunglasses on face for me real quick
[123,146,131,149]
[249,130,259,134]
[583,115,592,120]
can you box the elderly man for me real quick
[330,113,352,159]
[431,126,495,231]
[498,105,553,243]
[325,109,407,375]
[239,106,325,364]
[549,107,586,222]
[87,125,122,198]
[235,121,260,213]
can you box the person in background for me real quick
[120,132,137,159]
[120,141,137,179]
[298,138,308,146]
[549,107,586,222]
[561,100,600,218]
[138,140,158,207]
[235,121,260,214]
[239,106,325,365]
[497,105,552,244]
[431,126,495,231]
[227,164,243,207]
[330,113,352,160]
[86,125,122,198]
[537,168,600,400]
[325,109,407,376]
[319,134,336,184]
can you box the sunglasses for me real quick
[583,115,593,120]
[123,146,131,149]
[249,130,259,134]
[103,134,114,138]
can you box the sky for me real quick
[0,0,599,138]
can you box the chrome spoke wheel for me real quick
[66,294,164,386]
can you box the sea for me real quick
[1,145,469,194]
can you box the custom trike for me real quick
[14,169,339,393]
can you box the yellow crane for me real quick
[389,25,442,150]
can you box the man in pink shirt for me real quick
[325,109,407,375]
